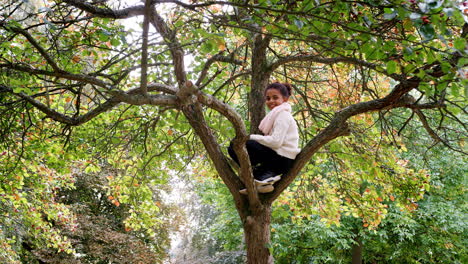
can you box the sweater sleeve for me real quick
[250,111,291,149]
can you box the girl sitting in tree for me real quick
[228,82,301,194]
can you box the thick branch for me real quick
[110,91,178,106]
[147,82,178,94]
[149,10,186,87]
[139,0,153,95]
[177,81,262,213]
[197,93,246,136]
[180,102,251,216]
[198,92,262,205]
[62,0,146,18]
[0,85,177,126]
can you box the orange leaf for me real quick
[218,42,226,51]
[389,195,395,201]
[72,55,80,63]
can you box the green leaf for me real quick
[98,32,109,42]
[453,38,466,51]
[419,24,435,39]
[201,41,214,53]
[110,38,120,46]
[404,64,417,74]
[449,82,460,97]
[386,60,397,74]
[12,87,25,93]
[436,81,448,91]
[440,61,452,73]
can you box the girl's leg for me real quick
[227,140,277,167]
[255,154,294,179]
[270,155,294,175]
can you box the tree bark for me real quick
[249,32,271,134]
[351,236,363,264]
[243,204,274,264]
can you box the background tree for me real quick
[0,0,466,263]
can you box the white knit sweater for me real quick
[250,111,301,159]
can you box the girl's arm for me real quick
[250,112,291,149]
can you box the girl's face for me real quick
[265,88,288,110]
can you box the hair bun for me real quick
[282,83,292,96]
[265,82,292,97]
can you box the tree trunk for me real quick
[249,33,271,134]
[351,236,363,264]
[249,74,269,134]
[243,205,274,264]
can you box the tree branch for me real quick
[176,81,261,214]
[180,102,251,217]
[1,21,61,72]
[1,63,111,88]
[268,54,404,81]
[0,84,178,126]
[62,0,146,18]
[109,90,178,106]
[196,52,244,86]
[0,85,119,125]
[139,0,153,95]
[413,109,443,143]
[62,0,188,87]
[149,10,186,87]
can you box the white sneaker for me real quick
[239,184,274,195]
[255,175,281,186]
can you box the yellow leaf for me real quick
[218,42,226,51]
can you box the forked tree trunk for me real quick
[243,205,274,264]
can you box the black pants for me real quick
[228,140,293,177]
